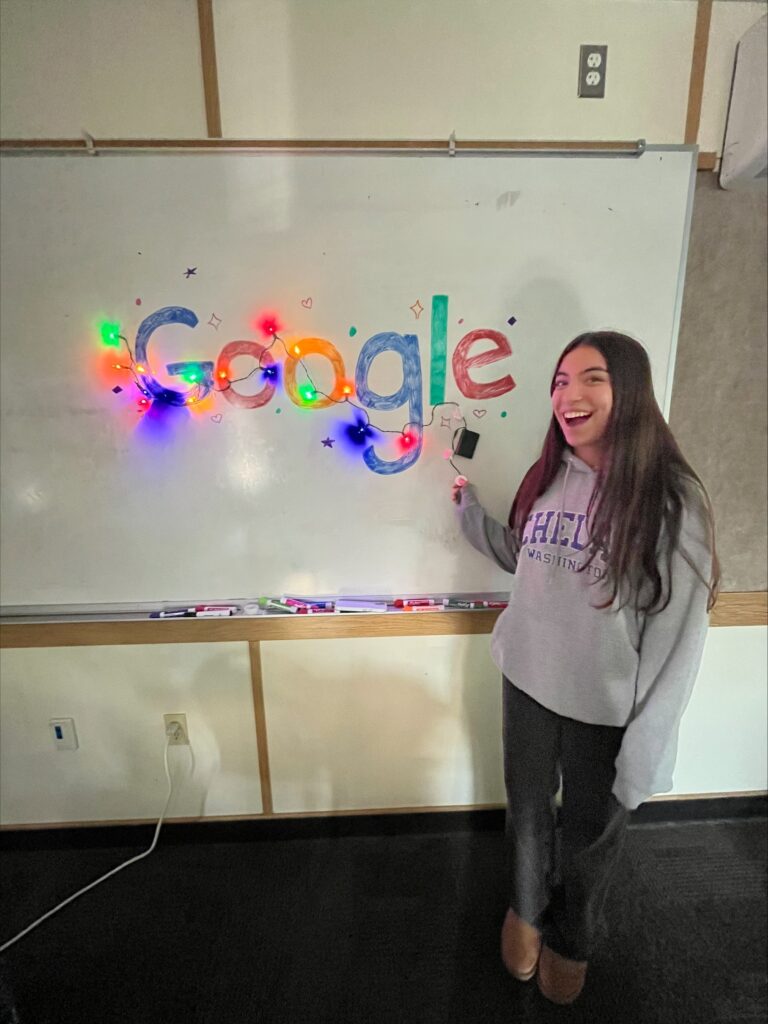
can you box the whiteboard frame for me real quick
[0,142,698,614]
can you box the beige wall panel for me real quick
[0,643,262,825]
[261,634,504,813]
[215,0,695,141]
[0,0,206,138]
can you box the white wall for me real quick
[0,0,765,824]
[1,626,765,826]
[215,0,697,142]
[2,1,766,154]
[0,0,206,138]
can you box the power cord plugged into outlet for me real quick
[0,719,191,953]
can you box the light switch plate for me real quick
[50,717,78,750]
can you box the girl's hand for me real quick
[452,476,468,504]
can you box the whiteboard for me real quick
[0,148,696,607]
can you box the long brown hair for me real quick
[509,331,720,613]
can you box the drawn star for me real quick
[321,437,335,448]
[184,267,197,278]
[440,416,452,428]
[208,313,222,329]
[410,299,424,319]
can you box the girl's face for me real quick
[551,345,613,468]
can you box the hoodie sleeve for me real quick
[455,484,521,575]
[612,501,713,810]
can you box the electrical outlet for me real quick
[50,718,78,750]
[163,713,189,745]
[579,45,607,98]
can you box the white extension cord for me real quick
[0,722,186,953]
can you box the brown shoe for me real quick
[500,907,542,981]
[536,944,588,1004]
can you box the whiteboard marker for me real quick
[192,604,239,613]
[264,599,299,613]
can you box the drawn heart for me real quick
[473,409,487,419]
[301,297,313,309]
[211,414,222,423]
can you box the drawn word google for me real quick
[132,297,515,474]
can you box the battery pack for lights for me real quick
[455,428,480,459]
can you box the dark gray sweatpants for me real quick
[502,677,631,961]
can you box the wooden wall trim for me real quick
[1,593,764,648]
[709,591,768,628]
[248,642,273,815]
[196,0,222,138]
[697,151,717,171]
[2,791,766,831]
[686,0,713,145]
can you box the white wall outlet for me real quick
[50,718,78,750]
[163,713,189,745]
[579,45,608,98]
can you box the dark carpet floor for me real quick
[0,817,766,1024]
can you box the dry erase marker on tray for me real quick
[149,609,194,619]
[442,598,483,609]
[265,599,299,613]
[393,598,435,608]
[403,604,445,612]
[192,605,239,613]
[335,600,388,613]
[486,601,508,608]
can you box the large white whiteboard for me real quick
[0,148,695,607]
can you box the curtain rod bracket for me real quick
[448,131,456,157]
[82,129,97,156]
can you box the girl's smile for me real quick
[552,345,613,467]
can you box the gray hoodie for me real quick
[456,452,712,810]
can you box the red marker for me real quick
[393,598,435,607]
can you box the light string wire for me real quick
[112,331,470,474]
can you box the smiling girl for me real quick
[452,331,719,1004]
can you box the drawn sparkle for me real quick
[112,386,123,394]
[208,313,222,329]
[184,267,197,278]
[410,300,424,319]
[321,437,335,448]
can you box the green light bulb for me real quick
[100,321,120,347]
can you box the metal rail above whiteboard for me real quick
[0,136,648,157]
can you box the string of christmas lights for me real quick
[103,318,472,474]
